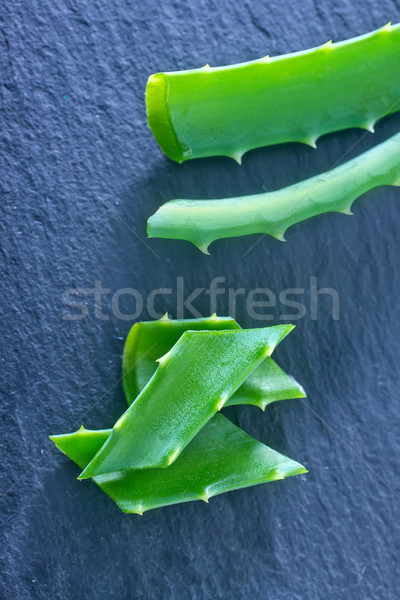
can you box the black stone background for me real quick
[1,1,400,598]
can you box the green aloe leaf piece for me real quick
[79,325,293,478]
[147,130,400,253]
[146,23,400,163]
[51,414,306,514]
[123,315,238,401]
[226,358,305,409]
[123,315,305,409]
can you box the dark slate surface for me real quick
[1,1,400,598]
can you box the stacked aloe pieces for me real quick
[51,316,307,514]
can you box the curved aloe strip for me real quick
[51,415,306,514]
[146,23,400,163]
[123,315,305,409]
[79,325,293,478]
[148,130,400,253]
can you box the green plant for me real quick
[51,415,306,515]
[147,130,400,253]
[146,23,400,163]
[51,318,306,514]
[123,315,305,409]
[79,325,293,478]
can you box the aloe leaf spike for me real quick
[79,325,293,478]
[51,415,306,514]
[147,130,400,253]
[123,315,305,409]
[146,23,400,162]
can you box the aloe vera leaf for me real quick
[147,130,400,253]
[123,315,305,409]
[79,325,293,478]
[123,315,238,401]
[51,426,111,471]
[51,415,306,514]
[146,23,400,163]
[226,358,305,409]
